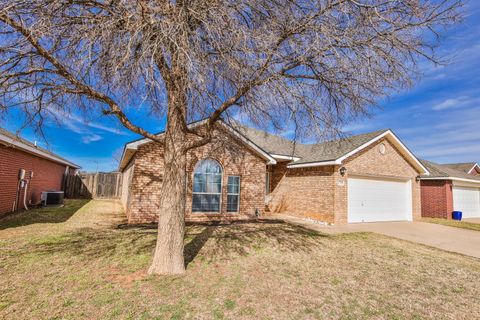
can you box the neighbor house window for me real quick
[192,159,223,212]
[227,176,240,213]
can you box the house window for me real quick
[227,176,240,213]
[192,159,222,212]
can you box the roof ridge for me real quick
[440,162,479,174]
[228,122,311,148]
[442,161,477,165]
[420,159,449,175]
[420,159,480,181]
[231,123,389,147]
[304,128,390,146]
[0,127,50,153]
[0,127,80,168]
[123,119,389,150]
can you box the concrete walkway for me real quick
[269,215,480,259]
[463,218,480,224]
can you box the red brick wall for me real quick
[341,137,422,223]
[420,180,453,219]
[0,144,69,215]
[469,166,479,176]
[124,127,267,223]
[120,158,135,211]
[267,137,422,224]
[267,163,336,223]
[123,131,423,225]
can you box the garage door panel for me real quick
[348,177,412,223]
[453,187,480,218]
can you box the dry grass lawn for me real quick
[422,217,480,232]
[1,200,480,319]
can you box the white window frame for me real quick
[192,159,223,213]
[227,175,240,213]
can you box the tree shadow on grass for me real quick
[15,227,158,263]
[16,220,331,271]
[184,227,214,267]
[182,220,331,267]
[0,199,91,230]
[118,219,330,268]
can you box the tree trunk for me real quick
[148,124,187,275]
[148,35,190,275]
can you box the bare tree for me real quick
[0,0,462,274]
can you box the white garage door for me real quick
[453,187,480,218]
[348,177,412,223]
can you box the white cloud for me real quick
[231,110,249,123]
[342,122,374,133]
[431,96,479,111]
[404,109,480,163]
[81,134,103,144]
[432,98,462,111]
[418,143,480,160]
[280,129,295,138]
[429,73,447,80]
[63,113,128,135]
[62,118,85,134]
[46,110,132,144]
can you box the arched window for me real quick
[192,158,222,212]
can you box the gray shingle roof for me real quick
[442,162,478,174]
[231,125,309,157]
[293,130,389,165]
[233,124,389,164]
[420,160,480,181]
[121,120,422,171]
[0,127,80,168]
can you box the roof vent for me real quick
[378,143,386,155]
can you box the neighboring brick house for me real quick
[442,162,480,176]
[419,160,480,219]
[0,128,80,216]
[119,120,428,224]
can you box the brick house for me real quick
[419,160,480,219]
[119,120,429,224]
[0,128,80,216]
[441,162,480,176]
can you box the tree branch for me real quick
[0,12,163,143]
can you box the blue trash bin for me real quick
[452,211,462,220]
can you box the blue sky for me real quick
[2,2,479,172]
[342,1,480,165]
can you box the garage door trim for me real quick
[347,173,412,182]
[452,186,480,218]
[347,175,413,223]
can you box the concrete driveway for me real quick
[271,215,480,259]
[464,218,480,224]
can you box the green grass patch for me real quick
[1,200,480,319]
[0,199,90,230]
[422,218,480,232]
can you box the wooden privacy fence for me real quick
[64,172,122,199]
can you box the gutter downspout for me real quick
[23,179,29,211]
[14,180,22,211]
